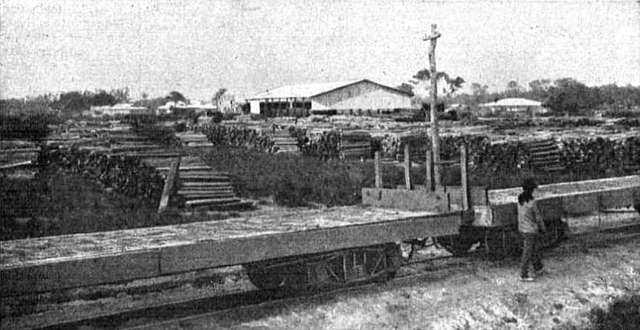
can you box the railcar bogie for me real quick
[244,243,402,291]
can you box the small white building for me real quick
[479,98,549,116]
[246,79,416,116]
[156,101,218,116]
[90,103,150,117]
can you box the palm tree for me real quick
[409,69,465,98]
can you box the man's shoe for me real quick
[520,276,535,282]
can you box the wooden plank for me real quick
[374,151,382,188]
[0,148,40,154]
[1,206,459,294]
[158,158,180,213]
[404,144,411,189]
[1,251,160,296]
[362,188,448,212]
[185,198,241,207]
[160,212,461,273]
[446,186,488,207]
[488,175,640,205]
[561,191,601,214]
[460,144,469,210]
[425,149,432,191]
[0,160,33,170]
[598,187,637,209]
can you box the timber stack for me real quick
[270,130,300,154]
[156,156,253,212]
[523,138,565,172]
[339,130,372,160]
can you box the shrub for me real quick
[211,112,224,123]
[588,294,640,330]
[132,123,180,146]
[0,113,56,140]
[601,110,640,118]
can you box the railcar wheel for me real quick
[435,226,480,256]
[244,244,402,291]
[245,260,307,291]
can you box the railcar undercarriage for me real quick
[244,243,402,291]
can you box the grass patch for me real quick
[198,146,624,207]
[197,147,521,207]
[0,168,191,240]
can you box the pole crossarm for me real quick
[423,32,441,41]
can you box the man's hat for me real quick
[522,178,538,190]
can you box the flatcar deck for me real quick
[474,175,640,227]
[487,175,640,205]
[1,206,464,295]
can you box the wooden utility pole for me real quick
[424,24,442,188]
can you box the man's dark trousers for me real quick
[520,233,543,278]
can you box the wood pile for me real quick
[175,132,214,148]
[523,138,565,172]
[339,130,372,160]
[156,156,252,211]
[43,122,252,212]
[270,130,300,154]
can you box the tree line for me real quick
[451,78,640,115]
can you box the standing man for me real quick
[518,178,546,282]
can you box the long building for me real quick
[478,98,549,117]
[247,79,416,116]
[89,103,151,117]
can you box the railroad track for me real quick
[22,222,639,330]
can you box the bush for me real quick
[0,113,57,140]
[174,122,187,132]
[222,112,239,121]
[132,123,180,146]
[211,112,224,123]
[588,294,640,330]
[601,110,640,118]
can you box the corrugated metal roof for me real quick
[247,79,408,100]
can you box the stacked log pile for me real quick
[560,136,640,175]
[523,138,565,172]
[0,142,40,170]
[42,123,251,212]
[175,132,214,148]
[203,124,275,152]
[270,130,300,154]
[156,156,252,212]
[40,147,166,201]
[339,130,372,160]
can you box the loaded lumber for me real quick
[475,175,640,227]
[0,206,458,295]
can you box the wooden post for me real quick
[460,144,470,210]
[426,148,433,191]
[424,24,442,188]
[404,143,411,190]
[374,151,382,188]
[158,157,181,213]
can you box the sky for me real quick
[1,0,639,101]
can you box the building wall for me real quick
[311,81,414,110]
[249,100,261,114]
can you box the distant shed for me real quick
[479,98,549,116]
[247,79,416,116]
[89,103,151,117]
